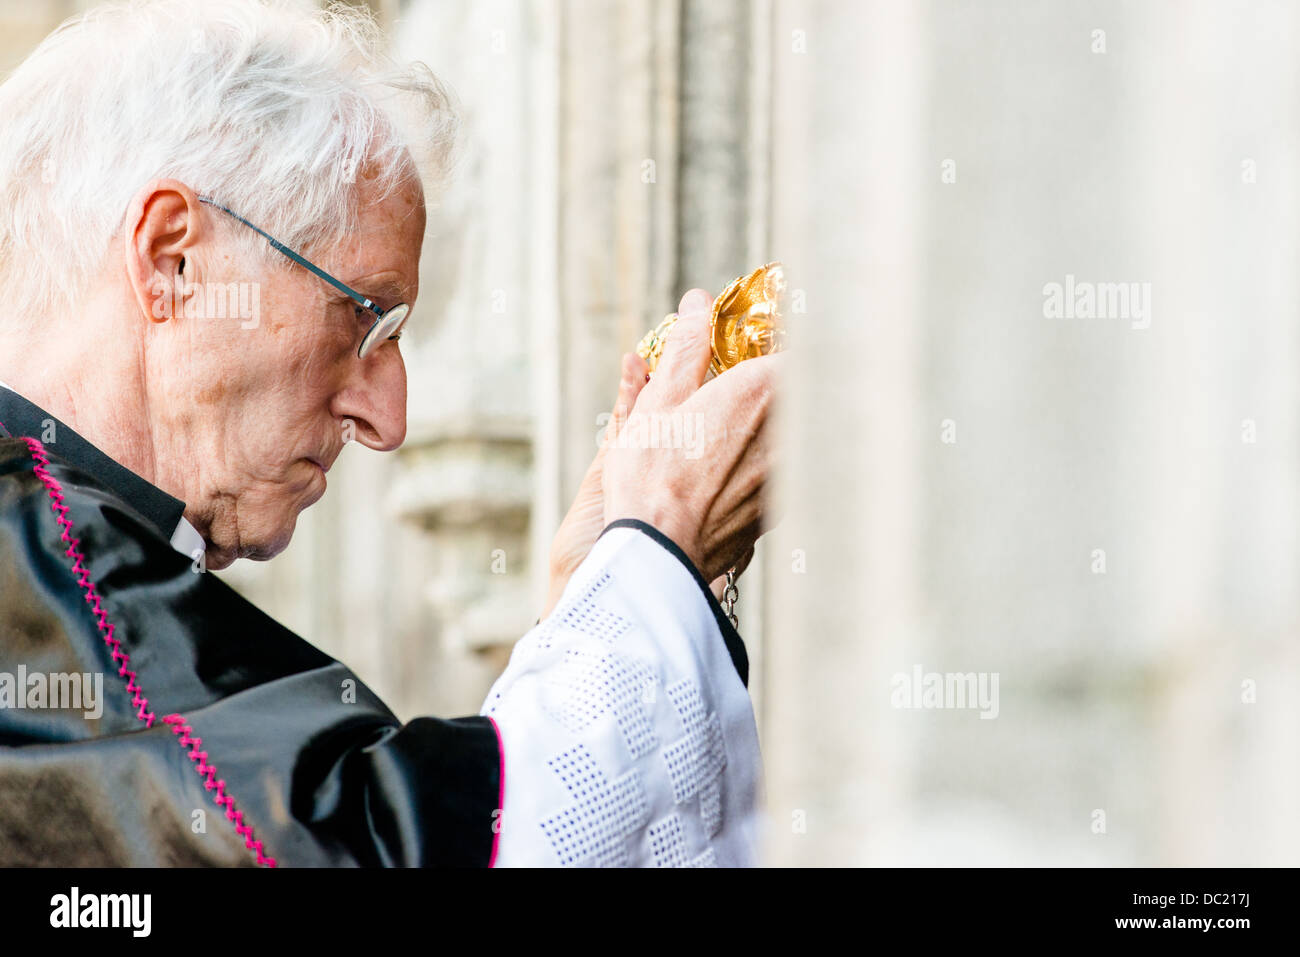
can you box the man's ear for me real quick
[123,179,203,325]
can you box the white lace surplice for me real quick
[482,523,764,866]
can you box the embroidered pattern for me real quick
[689,847,718,867]
[533,570,632,651]
[647,812,688,867]
[489,542,747,866]
[542,648,660,759]
[539,743,649,866]
[648,813,719,868]
[22,438,276,867]
[663,678,726,837]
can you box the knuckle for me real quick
[669,321,709,352]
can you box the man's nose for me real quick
[335,345,408,452]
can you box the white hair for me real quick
[0,0,460,318]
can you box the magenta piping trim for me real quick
[161,715,276,866]
[22,438,276,867]
[488,715,504,868]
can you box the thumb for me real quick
[605,352,649,448]
[653,288,714,404]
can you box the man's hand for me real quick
[541,351,650,620]
[603,288,779,587]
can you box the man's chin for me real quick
[206,516,302,568]
[244,520,300,562]
[201,483,324,568]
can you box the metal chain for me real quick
[722,567,739,629]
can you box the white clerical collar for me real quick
[170,518,207,564]
[0,378,203,561]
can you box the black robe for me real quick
[0,388,498,866]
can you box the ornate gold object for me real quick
[632,262,786,631]
[636,261,787,376]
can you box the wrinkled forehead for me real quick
[319,174,426,292]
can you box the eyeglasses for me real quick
[197,196,410,359]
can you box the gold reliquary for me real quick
[636,262,788,376]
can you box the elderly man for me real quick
[0,0,775,866]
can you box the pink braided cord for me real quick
[162,715,276,866]
[21,437,277,867]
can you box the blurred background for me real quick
[4,0,1298,865]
